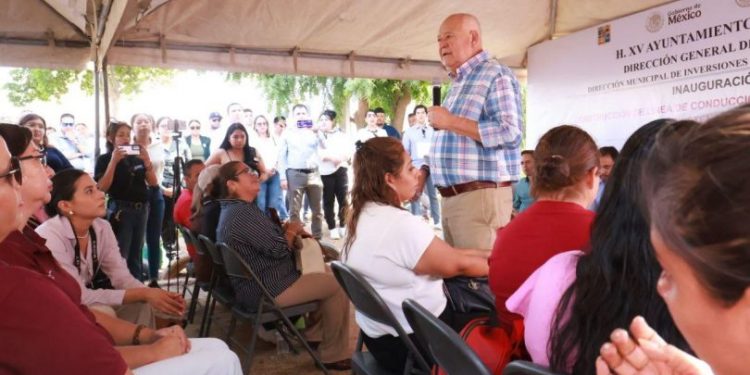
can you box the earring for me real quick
[68,211,74,216]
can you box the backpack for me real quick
[434,316,526,375]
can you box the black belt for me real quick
[289,168,317,174]
[111,200,148,209]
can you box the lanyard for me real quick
[69,218,99,275]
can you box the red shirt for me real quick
[173,189,196,259]
[489,201,594,324]
[0,228,116,343]
[174,189,212,283]
[0,228,82,302]
[0,264,127,374]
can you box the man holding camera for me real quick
[278,104,326,239]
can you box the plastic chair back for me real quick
[402,299,491,375]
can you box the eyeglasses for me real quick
[62,122,74,127]
[190,126,201,130]
[0,157,22,185]
[233,167,258,179]
[18,153,47,167]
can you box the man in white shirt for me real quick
[403,105,440,227]
[278,104,327,239]
[318,109,354,240]
[356,109,387,144]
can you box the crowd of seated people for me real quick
[336,104,749,375]
[1,100,748,375]
[506,119,691,374]
[0,124,242,374]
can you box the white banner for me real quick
[527,0,750,148]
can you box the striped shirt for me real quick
[430,50,524,187]
[217,199,299,310]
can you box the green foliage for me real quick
[4,69,78,106]
[232,73,432,123]
[4,67,174,106]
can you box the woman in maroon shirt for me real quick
[489,125,600,326]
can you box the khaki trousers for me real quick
[89,302,156,328]
[441,186,513,250]
[274,269,351,363]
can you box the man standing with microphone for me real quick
[424,13,523,251]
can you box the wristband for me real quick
[132,324,146,345]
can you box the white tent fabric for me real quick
[0,0,675,80]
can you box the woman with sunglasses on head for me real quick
[19,113,73,173]
[131,113,168,286]
[215,161,352,371]
[595,106,750,375]
[185,119,211,162]
[252,115,288,220]
[95,121,157,282]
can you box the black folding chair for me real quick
[196,234,235,337]
[218,242,328,374]
[502,361,560,375]
[176,225,209,324]
[330,261,430,375]
[402,299,491,375]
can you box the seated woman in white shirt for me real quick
[37,168,186,327]
[342,137,489,373]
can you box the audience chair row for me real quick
[330,261,560,375]
[178,224,330,374]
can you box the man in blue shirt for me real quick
[403,105,440,228]
[374,107,401,140]
[278,104,326,239]
[423,13,523,250]
[512,150,535,216]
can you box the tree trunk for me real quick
[353,98,369,129]
[392,88,411,133]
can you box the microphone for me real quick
[432,80,441,106]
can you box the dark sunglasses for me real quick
[0,157,22,185]
[18,153,47,167]
[62,122,75,127]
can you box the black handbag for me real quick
[443,276,496,314]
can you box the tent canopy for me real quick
[1,0,674,80]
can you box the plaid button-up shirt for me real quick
[430,50,523,187]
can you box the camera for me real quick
[119,144,141,156]
[296,119,313,129]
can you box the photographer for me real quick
[38,169,185,326]
[95,121,157,280]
